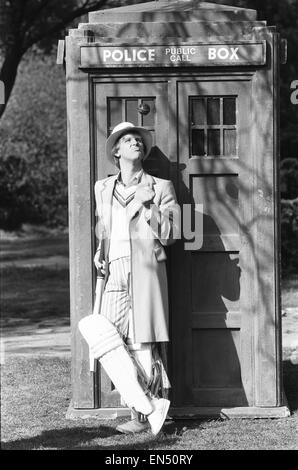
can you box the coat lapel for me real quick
[141,172,156,189]
[99,174,118,256]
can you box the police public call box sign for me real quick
[80,42,266,68]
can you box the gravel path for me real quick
[1,326,70,365]
[1,255,69,269]
[1,233,71,364]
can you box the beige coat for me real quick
[94,171,180,344]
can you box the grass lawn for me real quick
[1,234,298,450]
[0,234,69,329]
[282,275,298,309]
[1,357,297,450]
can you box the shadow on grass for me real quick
[283,361,298,413]
[1,265,70,328]
[1,423,184,450]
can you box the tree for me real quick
[0,0,115,119]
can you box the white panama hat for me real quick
[106,122,153,163]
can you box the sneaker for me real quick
[147,398,170,436]
[116,419,149,434]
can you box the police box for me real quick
[59,0,289,419]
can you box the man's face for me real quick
[116,132,145,163]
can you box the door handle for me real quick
[137,103,150,115]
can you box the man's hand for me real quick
[94,251,106,275]
[134,183,155,209]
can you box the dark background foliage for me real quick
[0,0,297,274]
[0,52,68,229]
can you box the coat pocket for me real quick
[154,244,167,262]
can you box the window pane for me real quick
[109,99,122,128]
[208,129,221,155]
[223,98,236,125]
[207,98,220,125]
[141,99,155,127]
[192,99,206,125]
[192,129,205,156]
[125,99,138,125]
[224,129,237,155]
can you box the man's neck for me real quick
[119,162,143,186]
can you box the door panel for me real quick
[192,329,242,388]
[171,78,253,407]
[92,79,169,407]
[191,174,240,251]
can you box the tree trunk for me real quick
[0,44,24,120]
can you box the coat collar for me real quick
[116,169,144,186]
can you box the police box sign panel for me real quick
[80,42,266,68]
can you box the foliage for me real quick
[0,0,111,52]
[0,0,113,118]
[281,198,298,274]
[0,0,148,54]
[280,158,298,274]
[0,51,67,229]
[280,158,298,200]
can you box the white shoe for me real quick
[147,398,170,436]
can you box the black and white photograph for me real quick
[1,0,298,454]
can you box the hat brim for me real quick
[106,126,153,163]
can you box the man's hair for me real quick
[111,131,146,169]
[112,140,121,169]
[113,155,121,169]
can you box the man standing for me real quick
[79,122,180,435]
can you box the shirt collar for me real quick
[116,169,144,187]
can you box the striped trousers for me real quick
[100,256,131,340]
[100,256,153,381]
[100,256,170,406]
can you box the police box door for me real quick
[92,75,255,410]
[171,76,255,410]
[92,78,170,407]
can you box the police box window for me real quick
[108,97,156,131]
[190,96,238,157]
